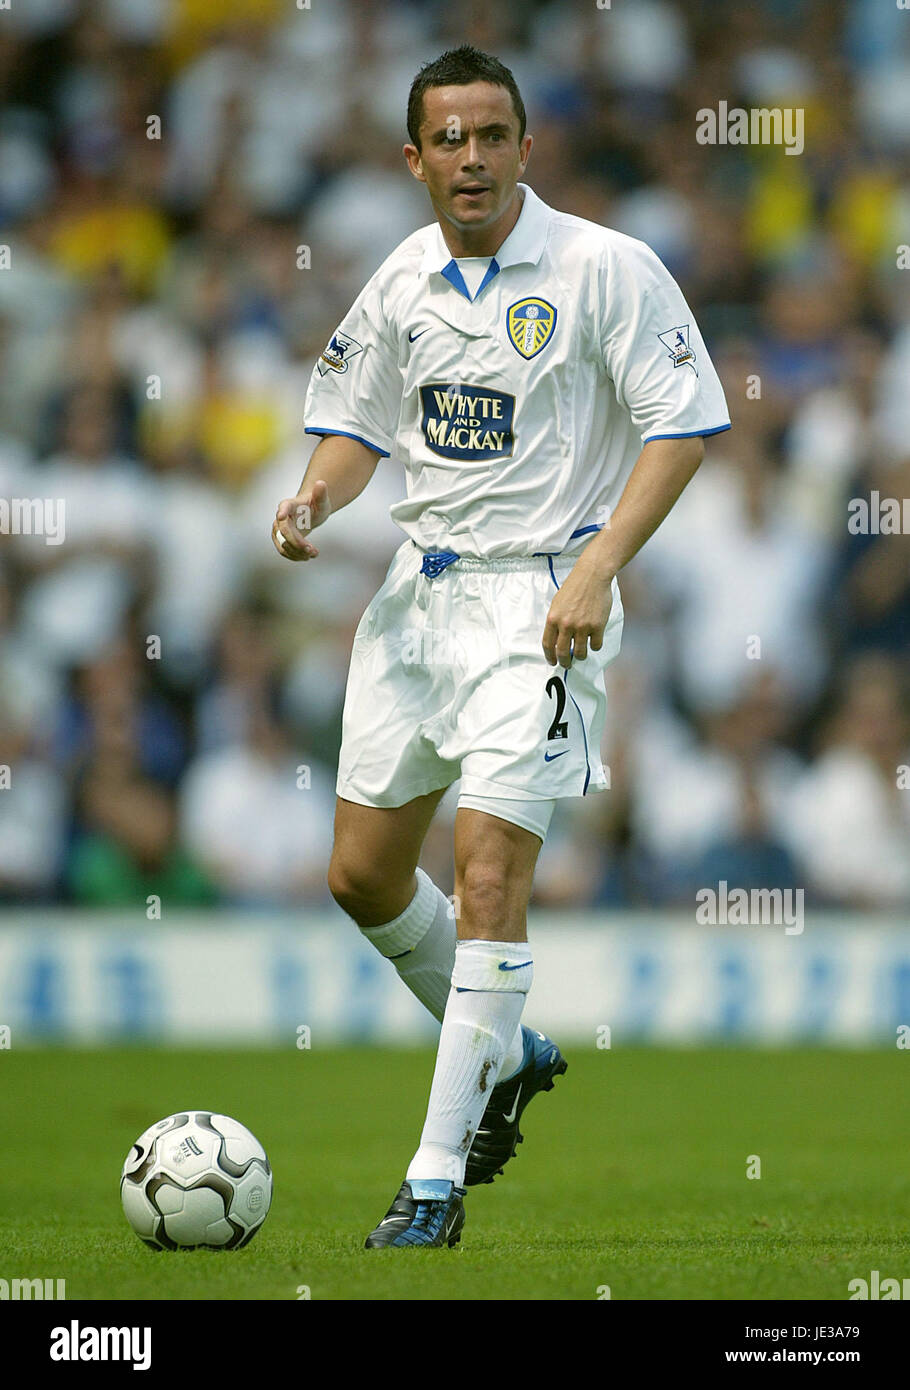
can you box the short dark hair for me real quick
[407,44,527,150]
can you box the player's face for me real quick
[404,82,532,251]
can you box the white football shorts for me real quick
[336,539,624,824]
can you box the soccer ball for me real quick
[120,1111,272,1250]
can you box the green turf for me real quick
[0,1046,907,1300]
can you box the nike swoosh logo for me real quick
[408,327,431,342]
[544,749,568,762]
[443,1213,457,1242]
[502,1084,522,1125]
[498,960,532,971]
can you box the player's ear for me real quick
[518,133,532,173]
[403,143,426,183]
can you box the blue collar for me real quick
[419,183,550,287]
[440,257,501,302]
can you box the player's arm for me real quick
[580,433,704,581]
[542,434,704,667]
[271,433,382,561]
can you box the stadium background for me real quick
[0,0,908,1306]
[1,0,908,1046]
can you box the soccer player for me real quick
[273,46,730,1248]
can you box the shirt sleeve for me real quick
[600,235,731,444]
[304,274,400,457]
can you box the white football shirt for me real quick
[304,183,730,559]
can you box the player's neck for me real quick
[438,187,524,259]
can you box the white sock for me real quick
[406,940,533,1186]
[359,871,526,1078]
[358,868,456,1021]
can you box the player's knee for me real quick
[327,855,407,926]
[458,860,512,925]
[326,857,371,918]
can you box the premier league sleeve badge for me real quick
[317,329,364,376]
[657,324,698,375]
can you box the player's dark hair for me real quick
[407,45,527,150]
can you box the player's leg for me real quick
[328,791,447,928]
[328,790,461,1023]
[403,808,543,1177]
[329,539,471,1019]
[452,805,539,941]
[365,806,543,1247]
[450,801,567,1187]
[435,558,620,1187]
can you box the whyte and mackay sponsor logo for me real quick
[419,383,515,460]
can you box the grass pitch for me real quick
[0,1046,906,1300]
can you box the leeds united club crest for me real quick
[507,298,557,360]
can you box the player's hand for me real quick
[271,481,331,560]
[541,557,613,668]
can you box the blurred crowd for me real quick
[1,0,909,912]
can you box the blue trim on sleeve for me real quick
[643,423,732,442]
[304,427,390,457]
[533,521,604,557]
